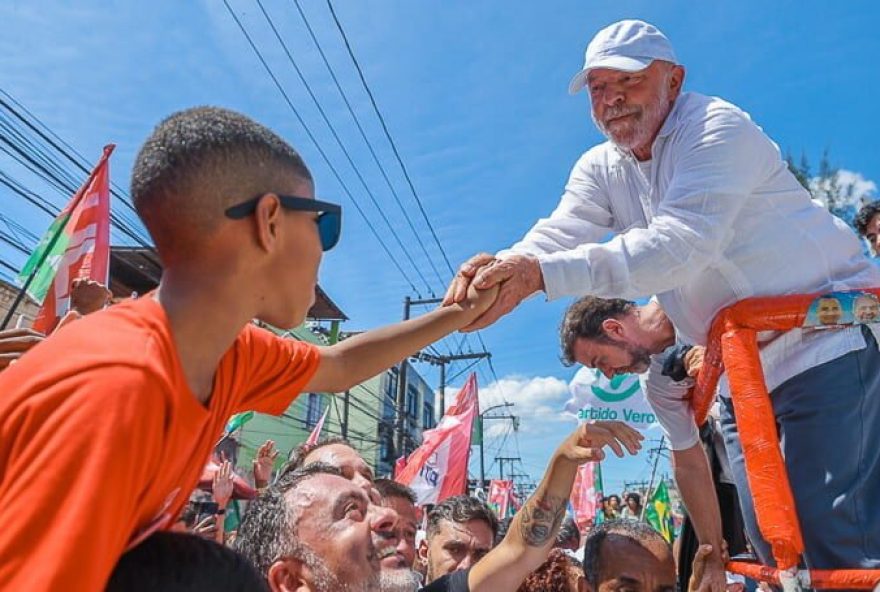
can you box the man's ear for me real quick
[267,558,312,592]
[417,539,430,563]
[254,193,283,253]
[669,64,686,98]
[601,318,626,341]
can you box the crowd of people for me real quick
[0,14,878,592]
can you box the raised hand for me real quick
[555,420,644,465]
[252,440,279,489]
[687,544,727,592]
[453,253,545,332]
[684,345,706,378]
[70,278,112,316]
[443,253,498,306]
[212,460,234,509]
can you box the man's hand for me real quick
[688,543,728,592]
[443,253,497,306]
[0,328,44,370]
[445,253,545,332]
[253,440,279,489]
[684,346,706,378]
[212,460,234,509]
[554,420,644,466]
[192,515,217,540]
[70,278,111,316]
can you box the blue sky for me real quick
[2,1,878,493]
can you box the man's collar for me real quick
[656,92,687,139]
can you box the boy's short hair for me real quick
[131,106,312,260]
[106,531,268,592]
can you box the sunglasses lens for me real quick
[318,211,341,251]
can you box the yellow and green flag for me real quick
[645,479,674,542]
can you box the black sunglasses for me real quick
[225,194,342,251]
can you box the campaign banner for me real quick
[564,367,658,430]
[487,479,514,519]
[396,373,478,505]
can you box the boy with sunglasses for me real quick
[0,107,499,591]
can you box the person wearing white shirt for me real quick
[443,18,880,585]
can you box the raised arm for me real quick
[305,283,498,394]
[467,421,643,592]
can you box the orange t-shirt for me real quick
[0,295,321,590]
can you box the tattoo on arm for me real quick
[517,493,566,547]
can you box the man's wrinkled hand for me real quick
[684,346,706,378]
[70,278,112,316]
[0,328,44,370]
[460,254,545,332]
[555,420,643,466]
[443,253,497,306]
[212,460,235,509]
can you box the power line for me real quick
[290,0,446,288]
[221,0,420,295]
[254,0,434,295]
[325,0,455,277]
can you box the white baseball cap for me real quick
[568,20,678,95]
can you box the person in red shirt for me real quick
[0,106,499,591]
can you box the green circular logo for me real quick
[590,371,641,403]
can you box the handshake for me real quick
[444,253,545,332]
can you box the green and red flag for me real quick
[645,479,675,543]
[19,145,114,333]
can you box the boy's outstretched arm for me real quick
[467,421,644,592]
[305,284,498,393]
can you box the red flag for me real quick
[393,456,408,479]
[305,407,330,447]
[32,145,113,333]
[570,461,601,530]
[487,479,514,518]
[395,373,479,505]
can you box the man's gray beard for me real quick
[379,568,422,592]
[301,548,382,592]
[592,78,671,152]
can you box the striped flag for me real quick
[570,461,603,529]
[395,373,479,505]
[21,145,114,333]
[305,407,330,446]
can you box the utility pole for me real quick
[495,456,521,481]
[395,295,491,456]
[395,296,412,457]
[341,390,350,439]
[641,435,666,521]
[414,350,491,416]
[479,403,516,491]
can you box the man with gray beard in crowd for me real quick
[236,421,641,592]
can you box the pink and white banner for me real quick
[570,461,601,530]
[395,373,479,505]
[305,407,330,447]
[487,479,514,519]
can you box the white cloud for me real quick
[810,168,877,208]
[442,374,577,436]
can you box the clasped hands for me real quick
[444,253,545,332]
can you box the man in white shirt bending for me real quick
[444,18,880,589]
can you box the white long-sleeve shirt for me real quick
[501,91,880,449]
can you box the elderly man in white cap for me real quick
[445,18,880,588]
